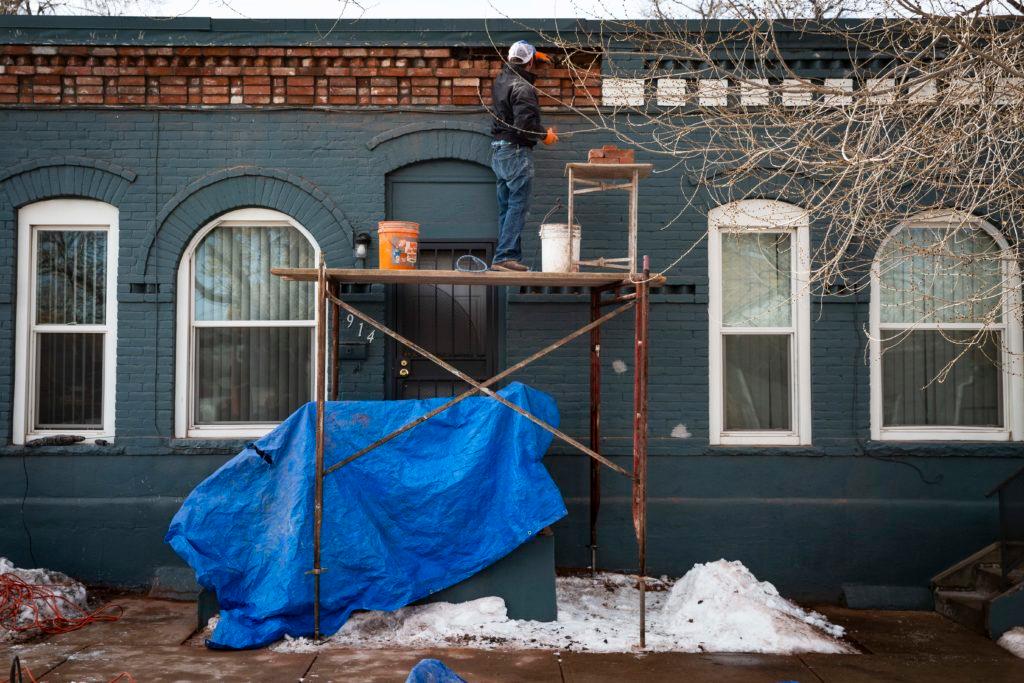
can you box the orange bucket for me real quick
[377,220,419,270]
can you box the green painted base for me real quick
[417,531,557,622]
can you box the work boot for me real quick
[491,260,529,272]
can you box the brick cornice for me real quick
[0,44,600,108]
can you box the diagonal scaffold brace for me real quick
[323,291,632,478]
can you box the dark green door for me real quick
[385,159,501,399]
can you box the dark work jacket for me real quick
[490,64,546,148]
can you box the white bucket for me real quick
[539,223,581,273]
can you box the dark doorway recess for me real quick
[385,159,502,399]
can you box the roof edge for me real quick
[0,16,882,47]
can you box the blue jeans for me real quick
[491,143,534,264]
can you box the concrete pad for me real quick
[803,653,1024,683]
[41,645,315,683]
[561,651,815,683]
[815,605,1010,658]
[305,647,562,682]
[47,598,197,648]
[0,641,84,679]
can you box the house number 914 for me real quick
[345,313,376,343]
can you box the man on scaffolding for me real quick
[489,40,559,272]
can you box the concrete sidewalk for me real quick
[4,598,1024,682]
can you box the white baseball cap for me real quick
[508,40,551,65]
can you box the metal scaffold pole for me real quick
[633,256,651,649]
[312,258,327,640]
[331,280,341,401]
[589,288,602,577]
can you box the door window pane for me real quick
[722,232,791,327]
[879,227,1002,324]
[194,225,314,321]
[724,334,792,430]
[194,327,312,424]
[35,231,107,325]
[35,332,103,429]
[882,330,1003,427]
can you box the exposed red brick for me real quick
[0,43,596,108]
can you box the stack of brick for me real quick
[0,45,602,108]
[587,145,636,164]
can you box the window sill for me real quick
[875,428,1015,443]
[181,427,277,440]
[2,442,124,456]
[713,432,809,447]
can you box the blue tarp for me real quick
[166,382,567,650]
[406,659,468,683]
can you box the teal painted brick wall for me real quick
[0,108,1022,600]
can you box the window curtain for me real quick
[879,226,1003,427]
[192,225,314,425]
[879,226,1001,325]
[882,331,1002,427]
[722,232,791,327]
[34,231,107,429]
[721,232,793,430]
[194,226,313,321]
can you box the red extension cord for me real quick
[2,571,132,682]
[0,571,123,636]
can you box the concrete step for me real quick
[931,542,1000,590]
[975,565,1007,594]
[934,589,992,635]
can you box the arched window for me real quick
[708,199,811,446]
[14,199,119,444]
[175,208,319,438]
[870,211,1023,441]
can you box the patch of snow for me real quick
[671,423,692,439]
[1,557,89,643]
[659,559,848,653]
[272,560,853,654]
[611,359,628,374]
[200,615,220,637]
[998,627,1024,659]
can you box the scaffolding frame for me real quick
[565,162,653,272]
[272,261,661,648]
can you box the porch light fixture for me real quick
[354,232,372,265]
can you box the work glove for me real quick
[543,127,559,145]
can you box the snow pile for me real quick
[272,560,853,654]
[998,627,1024,659]
[0,557,89,642]
[659,560,849,654]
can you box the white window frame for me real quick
[174,208,321,439]
[13,199,119,445]
[708,199,812,446]
[869,210,1024,442]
